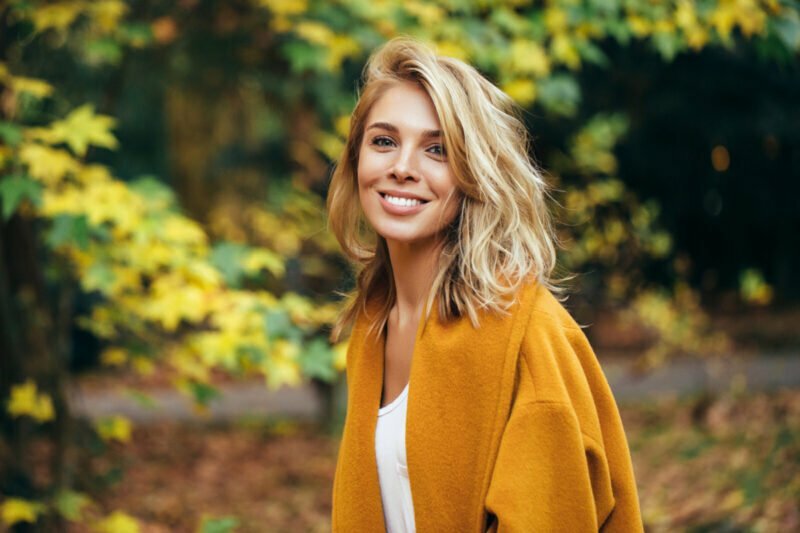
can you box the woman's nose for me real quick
[390,149,421,182]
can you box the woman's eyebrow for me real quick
[365,121,442,139]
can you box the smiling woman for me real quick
[326,36,644,533]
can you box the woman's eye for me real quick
[428,144,447,157]
[371,136,394,148]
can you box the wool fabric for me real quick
[331,278,644,532]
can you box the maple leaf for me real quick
[19,144,81,185]
[94,510,140,533]
[6,379,55,422]
[0,498,46,527]
[95,415,133,443]
[46,104,119,157]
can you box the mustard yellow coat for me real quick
[331,279,644,532]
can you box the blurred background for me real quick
[0,0,798,531]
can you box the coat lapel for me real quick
[407,282,538,532]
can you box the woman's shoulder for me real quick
[516,277,583,333]
[514,277,607,407]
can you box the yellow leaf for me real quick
[170,349,210,382]
[710,4,736,40]
[626,14,652,37]
[550,34,581,70]
[45,104,119,157]
[674,0,698,30]
[433,40,469,61]
[404,1,445,27]
[544,7,569,34]
[575,21,603,39]
[281,292,313,324]
[76,162,114,185]
[41,185,85,217]
[9,76,55,98]
[653,19,676,35]
[294,21,333,45]
[314,129,345,161]
[685,25,709,50]
[273,338,301,360]
[95,415,133,443]
[501,79,537,106]
[82,179,143,227]
[243,248,285,277]
[720,489,744,511]
[739,268,774,305]
[100,347,128,366]
[30,2,85,33]
[334,114,351,138]
[509,39,550,77]
[87,0,129,33]
[7,380,55,422]
[183,260,222,289]
[262,354,302,390]
[258,0,308,16]
[19,144,81,185]
[333,340,349,371]
[93,510,140,533]
[1,498,45,526]
[273,229,301,255]
[326,34,361,72]
[132,356,156,376]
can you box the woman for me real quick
[326,36,644,532]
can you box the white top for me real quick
[375,382,416,533]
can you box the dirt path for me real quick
[67,352,800,423]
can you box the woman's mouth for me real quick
[378,191,429,215]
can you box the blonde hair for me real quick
[326,35,568,343]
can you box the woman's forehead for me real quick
[365,81,441,132]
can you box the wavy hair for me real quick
[326,35,569,343]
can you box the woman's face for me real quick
[357,81,461,248]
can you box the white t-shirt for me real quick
[375,382,416,533]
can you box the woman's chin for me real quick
[378,231,443,248]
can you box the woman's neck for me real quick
[386,236,444,326]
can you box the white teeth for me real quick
[384,194,422,207]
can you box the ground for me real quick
[38,388,796,532]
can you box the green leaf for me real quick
[300,337,337,382]
[576,39,610,68]
[83,37,124,66]
[282,40,327,74]
[84,262,116,294]
[209,241,249,288]
[265,308,292,339]
[47,214,89,249]
[0,121,23,146]
[119,22,154,47]
[54,490,92,521]
[188,381,220,406]
[771,9,800,52]
[129,176,176,209]
[200,515,241,533]
[537,75,582,117]
[0,175,41,220]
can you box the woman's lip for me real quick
[377,190,428,215]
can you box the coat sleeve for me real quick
[484,311,644,533]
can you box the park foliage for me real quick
[1,0,797,529]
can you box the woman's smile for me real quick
[377,190,430,215]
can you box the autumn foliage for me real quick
[1,0,797,530]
